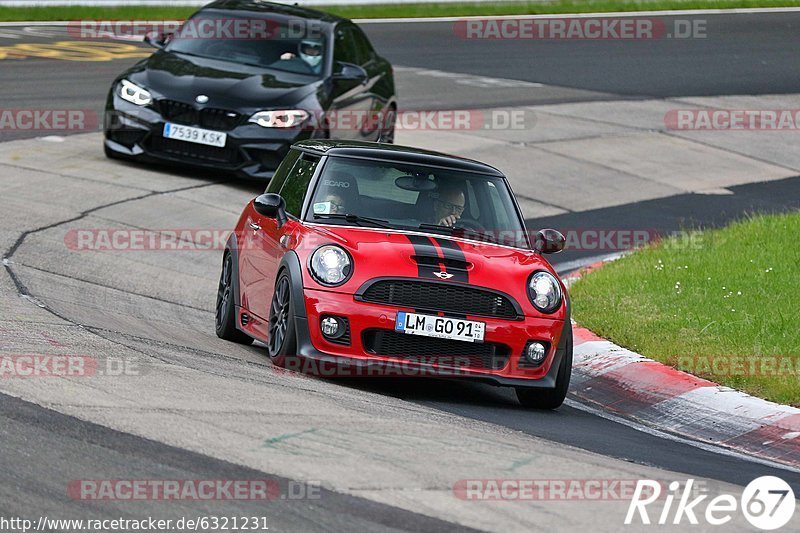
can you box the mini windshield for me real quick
[307,156,529,249]
[165,12,326,77]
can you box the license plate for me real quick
[395,312,485,343]
[163,123,226,147]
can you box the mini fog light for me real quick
[321,317,340,337]
[526,342,547,364]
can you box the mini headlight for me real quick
[249,110,309,128]
[527,271,562,313]
[309,245,352,286]
[118,79,152,106]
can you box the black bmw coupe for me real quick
[104,0,397,179]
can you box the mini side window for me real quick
[487,181,511,229]
[265,149,300,194]
[279,153,320,217]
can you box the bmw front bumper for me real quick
[104,94,312,180]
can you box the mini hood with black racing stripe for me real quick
[295,226,567,320]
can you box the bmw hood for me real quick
[123,50,320,110]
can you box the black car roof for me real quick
[204,0,345,23]
[293,140,506,177]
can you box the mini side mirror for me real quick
[533,229,565,254]
[253,193,287,227]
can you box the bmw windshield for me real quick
[164,11,327,77]
[307,157,530,249]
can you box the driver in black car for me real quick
[431,183,466,227]
[279,39,324,74]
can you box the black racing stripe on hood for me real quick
[404,234,440,280]
[431,238,469,283]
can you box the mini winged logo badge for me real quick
[433,271,454,280]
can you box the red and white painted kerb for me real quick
[562,263,800,470]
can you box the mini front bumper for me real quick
[290,288,568,387]
[104,96,312,180]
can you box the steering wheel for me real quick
[454,218,487,234]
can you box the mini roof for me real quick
[292,139,506,177]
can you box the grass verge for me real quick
[570,212,800,406]
[1,1,800,21]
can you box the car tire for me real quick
[267,271,297,367]
[215,252,253,345]
[515,325,572,409]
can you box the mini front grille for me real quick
[362,329,510,370]
[358,279,520,320]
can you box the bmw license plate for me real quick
[395,311,485,343]
[163,123,226,147]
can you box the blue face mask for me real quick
[299,40,322,68]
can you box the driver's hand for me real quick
[438,215,459,227]
[280,52,296,60]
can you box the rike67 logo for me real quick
[626,476,796,530]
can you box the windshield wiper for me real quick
[418,223,455,233]
[314,213,392,229]
[418,223,502,246]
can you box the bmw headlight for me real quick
[527,271,562,313]
[118,79,152,106]
[249,110,309,128]
[309,245,352,286]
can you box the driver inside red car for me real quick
[432,182,466,227]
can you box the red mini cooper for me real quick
[215,140,571,408]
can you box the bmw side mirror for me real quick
[533,229,566,254]
[333,62,368,84]
[253,193,287,227]
[143,31,168,49]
